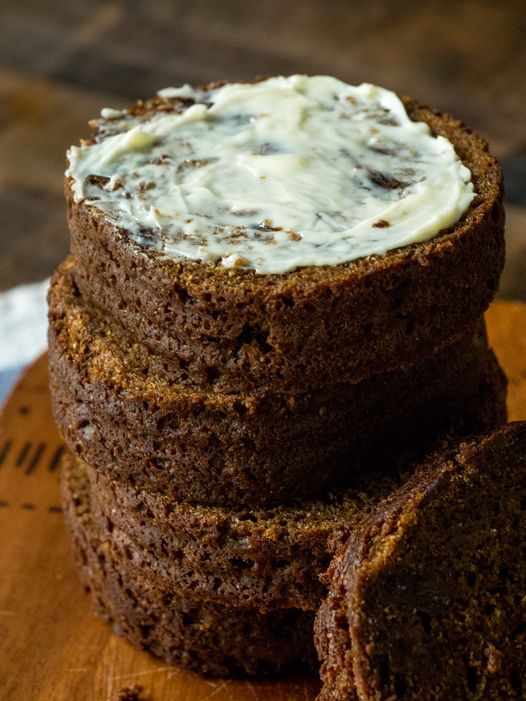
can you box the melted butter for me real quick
[67,76,475,274]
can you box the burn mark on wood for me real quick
[0,441,12,467]
[16,442,31,467]
[25,442,46,475]
[48,444,65,472]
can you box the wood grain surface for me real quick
[0,1,525,297]
[0,300,524,700]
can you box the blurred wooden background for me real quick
[0,0,524,297]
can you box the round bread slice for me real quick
[61,450,317,677]
[315,422,526,700]
[68,451,404,612]
[67,89,504,395]
[48,260,507,507]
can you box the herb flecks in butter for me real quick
[67,76,475,274]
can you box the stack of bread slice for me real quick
[48,81,514,682]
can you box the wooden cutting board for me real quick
[1,301,525,701]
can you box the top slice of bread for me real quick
[67,90,504,394]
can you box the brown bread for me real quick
[49,260,507,507]
[73,453,403,612]
[61,449,317,678]
[67,93,504,394]
[314,422,526,700]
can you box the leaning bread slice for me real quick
[66,77,504,394]
[315,422,526,700]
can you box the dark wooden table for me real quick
[0,0,524,297]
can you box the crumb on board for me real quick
[115,683,149,701]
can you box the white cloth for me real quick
[0,279,49,403]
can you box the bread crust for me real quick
[48,260,507,507]
[66,96,505,394]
